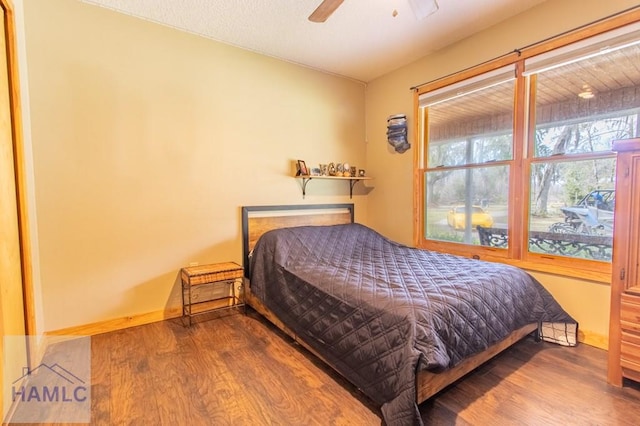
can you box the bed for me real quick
[241,203,578,425]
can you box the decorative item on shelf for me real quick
[319,164,328,176]
[342,162,350,177]
[387,113,410,153]
[336,163,344,174]
[350,166,357,177]
[328,162,336,176]
[296,159,309,176]
[310,167,321,176]
[358,169,366,177]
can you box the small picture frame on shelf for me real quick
[358,169,366,177]
[297,160,309,176]
[310,167,321,176]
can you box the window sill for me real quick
[480,255,611,284]
[418,242,611,284]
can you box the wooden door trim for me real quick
[2,0,35,339]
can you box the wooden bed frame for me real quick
[241,203,538,404]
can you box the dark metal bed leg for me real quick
[534,325,541,342]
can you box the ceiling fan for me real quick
[308,0,439,23]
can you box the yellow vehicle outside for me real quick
[447,206,494,230]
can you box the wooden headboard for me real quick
[241,203,354,277]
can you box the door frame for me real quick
[2,0,35,339]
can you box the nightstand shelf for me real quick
[294,175,373,199]
[180,262,245,326]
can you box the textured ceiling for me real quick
[81,0,548,83]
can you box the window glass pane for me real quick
[529,158,615,261]
[428,134,512,167]
[534,116,638,157]
[427,79,514,167]
[533,43,640,157]
[425,165,509,246]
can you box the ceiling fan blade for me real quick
[308,0,344,23]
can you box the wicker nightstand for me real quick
[180,262,245,326]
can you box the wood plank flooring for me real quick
[16,309,640,425]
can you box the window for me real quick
[526,36,640,262]
[422,67,515,246]
[415,16,640,278]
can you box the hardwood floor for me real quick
[17,309,640,425]
[91,309,380,426]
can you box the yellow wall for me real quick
[22,0,368,332]
[365,0,640,347]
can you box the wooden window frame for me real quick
[413,9,640,283]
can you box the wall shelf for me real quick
[294,175,373,199]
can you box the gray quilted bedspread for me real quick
[249,223,577,426]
